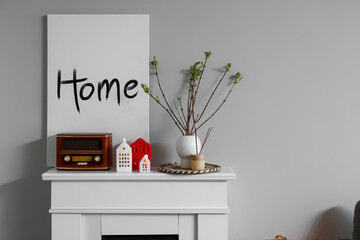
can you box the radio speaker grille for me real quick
[63,139,102,150]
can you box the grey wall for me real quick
[1,0,360,239]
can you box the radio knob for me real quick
[94,155,101,162]
[64,155,71,162]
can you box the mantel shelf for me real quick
[42,166,235,181]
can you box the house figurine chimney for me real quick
[116,138,132,172]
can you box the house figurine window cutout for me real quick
[130,138,151,171]
[139,154,150,173]
[116,138,132,172]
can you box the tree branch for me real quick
[196,82,236,132]
[191,59,208,113]
[196,65,231,123]
[173,100,186,128]
[178,98,187,124]
[147,93,185,135]
[153,61,185,131]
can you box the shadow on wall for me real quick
[0,140,51,240]
[303,207,352,240]
[151,143,173,167]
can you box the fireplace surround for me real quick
[42,167,235,240]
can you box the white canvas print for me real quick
[47,14,149,166]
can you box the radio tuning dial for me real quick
[94,155,101,162]
[64,155,71,162]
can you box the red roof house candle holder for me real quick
[130,138,151,171]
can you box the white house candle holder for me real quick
[116,138,132,172]
[139,154,150,173]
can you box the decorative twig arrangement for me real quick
[141,51,243,136]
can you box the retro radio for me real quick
[56,133,112,170]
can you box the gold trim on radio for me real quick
[57,134,111,138]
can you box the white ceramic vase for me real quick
[176,135,202,169]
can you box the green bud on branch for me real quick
[204,51,212,60]
[234,72,243,84]
[141,83,149,93]
[224,63,232,72]
[151,56,158,67]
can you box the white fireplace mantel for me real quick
[42,167,235,240]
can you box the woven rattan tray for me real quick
[157,162,221,174]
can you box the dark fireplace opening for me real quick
[102,235,179,240]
